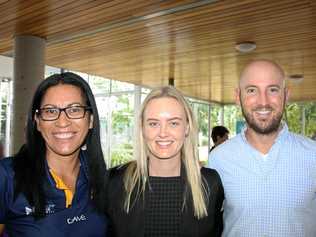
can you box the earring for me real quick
[81,144,87,150]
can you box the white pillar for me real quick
[11,35,45,154]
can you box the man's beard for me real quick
[240,100,285,135]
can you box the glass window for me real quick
[223,104,243,136]
[109,93,134,167]
[285,101,316,138]
[0,78,11,156]
[111,80,135,93]
[88,75,111,95]
[188,99,211,165]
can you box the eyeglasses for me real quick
[36,106,91,121]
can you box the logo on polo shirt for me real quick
[45,204,56,214]
[25,204,56,215]
[25,206,34,215]
[67,214,87,225]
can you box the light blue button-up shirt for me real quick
[208,124,316,237]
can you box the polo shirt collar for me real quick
[45,151,89,187]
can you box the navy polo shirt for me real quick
[0,153,108,237]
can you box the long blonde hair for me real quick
[123,86,209,219]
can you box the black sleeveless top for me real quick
[144,176,183,237]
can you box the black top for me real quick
[145,176,183,237]
[105,164,224,237]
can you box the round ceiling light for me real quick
[235,41,256,53]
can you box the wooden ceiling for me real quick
[0,0,315,103]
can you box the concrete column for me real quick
[11,35,45,154]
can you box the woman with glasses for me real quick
[106,86,224,237]
[0,72,108,236]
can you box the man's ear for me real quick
[235,88,241,106]
[89,114,94,129]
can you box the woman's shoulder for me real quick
[201,166,220,178]
[201,167,224,203]
[0,157,15,218]
[109,162,131,176]
[0,157,14,176]
[105,162,136,205]
[200,167,223,187]
[107,161,137,183]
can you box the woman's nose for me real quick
[55,111,71,127]
[158,123,168,137]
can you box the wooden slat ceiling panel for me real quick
[0,0,315,103]
[0,0,200,50]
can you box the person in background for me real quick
[0,72,108,237]
[210,126,229,152]
[106,86,224,237]
[208,59,316,236]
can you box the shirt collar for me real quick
[45,151,89,187]
[241,121,289,147]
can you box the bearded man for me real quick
[208,59,316,237]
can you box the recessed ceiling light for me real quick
[235,41,256,53]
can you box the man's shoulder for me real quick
[208,134,244,169]
[287,132,316,153]
[211,134,243,156]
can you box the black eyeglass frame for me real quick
[35,106,92,121]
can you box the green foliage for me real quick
[196,103,209,136]
[224,105,243,135]
[284,103,301,133]
[285,102,316,137]
[109,94,134,166]
[110,143,133,167]
[304,102,316,137]
[111,95,133,134]
[210,105,222,126]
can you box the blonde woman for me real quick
[106,86,224,237]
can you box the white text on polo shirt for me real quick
[67,214,87,224]
[45,204,55,214]
[25,204,55,215]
